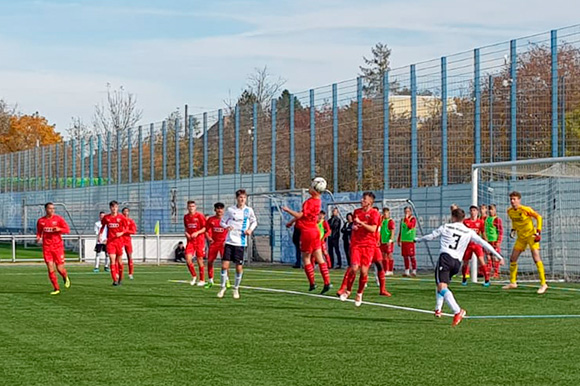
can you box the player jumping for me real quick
[36,202,71,295]
[99,201,128,286]
[218,189,257,299]
[503,191,548,294]
[183,200,207,287]
[416,208,504,326]
[205,202,228,288]
[122,207,137,280]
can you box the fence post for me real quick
[203,112,208,177]
[289,94,295,190]
[116,130,121,185]
[12,236,16,262]
[332,83,338,193]
[310,89,316,179]
[489,75,494,163]
[162,121,167,180]
[63,142,68,189]
[107,132,112,185]
[80,138,85,187]
[218,109,224,175]
[175,118,180,180]
[89,137,94,186]
[97,134,103,185]
[253,103,258,174]
[235,105,240,175]
[383,72,390,191]
[128,128,133,184]
[510,39,517,161]
[138,126,143,182]
[150,123,155,182]
[411,65,418,188]
[271,99,277,190]
[551,29,559,158]
[474,48,481,164]
[357,77,363,191]
[189,116,194,178]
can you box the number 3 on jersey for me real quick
[449,234,461,250]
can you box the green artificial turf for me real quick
[0,242,77,261]
[1,264,579,385]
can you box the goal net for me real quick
[472,156,580,282]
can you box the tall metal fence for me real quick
[1,25,580,198]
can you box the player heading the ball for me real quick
[416,208,504,326]
[503,191,548,294]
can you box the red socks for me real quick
[304,264,315,286]
[411,257,417,270]
[187,262,197,278]
[199,263,205,282]
[208,260,215,280]
[325,254,332,268]
[404,256,410,270]
[128,259,134,275]
[319,262,330,286]
[346,269,357,292]
[357,274,368,294]
[378,269,386,293]
[462,261,469,280]
[117,260,124,281]
[48,271,59,290]
[338,267,352,293]
[110,263,118,282]
[483,263,490,282]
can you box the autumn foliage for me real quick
[0,113,62,154]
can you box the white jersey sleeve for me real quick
[221,206,258,247]
[469,232,504,261]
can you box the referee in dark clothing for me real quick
[327,208,342,268]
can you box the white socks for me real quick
[441,288,460,314]
[234,272,243,289]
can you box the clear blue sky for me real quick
[0,0,578,134]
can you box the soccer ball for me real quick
[311,177,327,193]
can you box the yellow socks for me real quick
[536,261,547,286]
[509,262,518,284]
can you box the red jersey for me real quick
[184,212,206,242]
[36,215,70,249]
[351,208,381,248]
[321,220,331,241]
[101,214,128,243]
[463,218,484,235]
[123,217,137,243]
[206,216,228,245]
[296,197,321,231]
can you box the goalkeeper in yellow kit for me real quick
[503,191,548,294]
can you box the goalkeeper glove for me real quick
[509,229,517,239]
[534,230,541,242]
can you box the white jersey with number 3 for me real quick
[416,222,503,262]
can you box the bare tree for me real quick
[66,116,92,142]
[92,84,143,146]
[225,66,286,112]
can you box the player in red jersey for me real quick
[36,202,71,295]
[398,207,417,277]
[372,206,391,297]
[121,207,137,280]
[461,205,491,286]
[337,192,381,306]
[380,208,396,276]
[205,202,228,288]
[318,210,332,268]
[184,200,207,286]
[283,182,331,294]
[99,200,128,286]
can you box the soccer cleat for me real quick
[50,289,60,295]
[204,282,213,289]
[112,281,119,286]
[434,310,442,318]
[537,284,548,294]
[64,276,71,289]
[197,281,206,287]
[502,283,518,290]
[190,277,197,286]
[402,270,410,277]
[482,281,491,288]
[129,275,134,280]
[461,280,468,286]
[217,287,226,298]
[354,293,363,307]
[411,270,417,277]
[104,266,110,272]
[452,309,466,327]
[379,290,392,297]
[386,271,394,276]
[339,291,350,302]
[233,289,240,299]
[308,284,317,292]
[117,280,122,286]
[93,268,100,273]
[320,284,331,295]
[226,279,231,289]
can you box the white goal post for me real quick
[472,156,580,282]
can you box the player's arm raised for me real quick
[470,232,504,263]
[282,206,302,220]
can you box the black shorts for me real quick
[435,253,461,285]
[94,243,107,254]
[223,244,245,266]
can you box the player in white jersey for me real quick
[217,189,258,299]
[93,211,110,272]
[416,208,504,326]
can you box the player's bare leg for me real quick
[185,254,197,285]
[126,250,134,280]
[196,256,206,286]
[531,249,548,294]
[503,249,522,290]
[313,249,331,294]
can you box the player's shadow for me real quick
[304,315,436,324]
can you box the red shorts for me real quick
[401,242,415,257]
[186,240,205,258]
[372,247,382,263]
[124,239,133,254]
[106,240,124,256]
[463,243,484,261]
[208,243,225,261]
[380,243,394,254]
[350,245,375,267]
[43,248,65,265]
[300,227,321,254]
